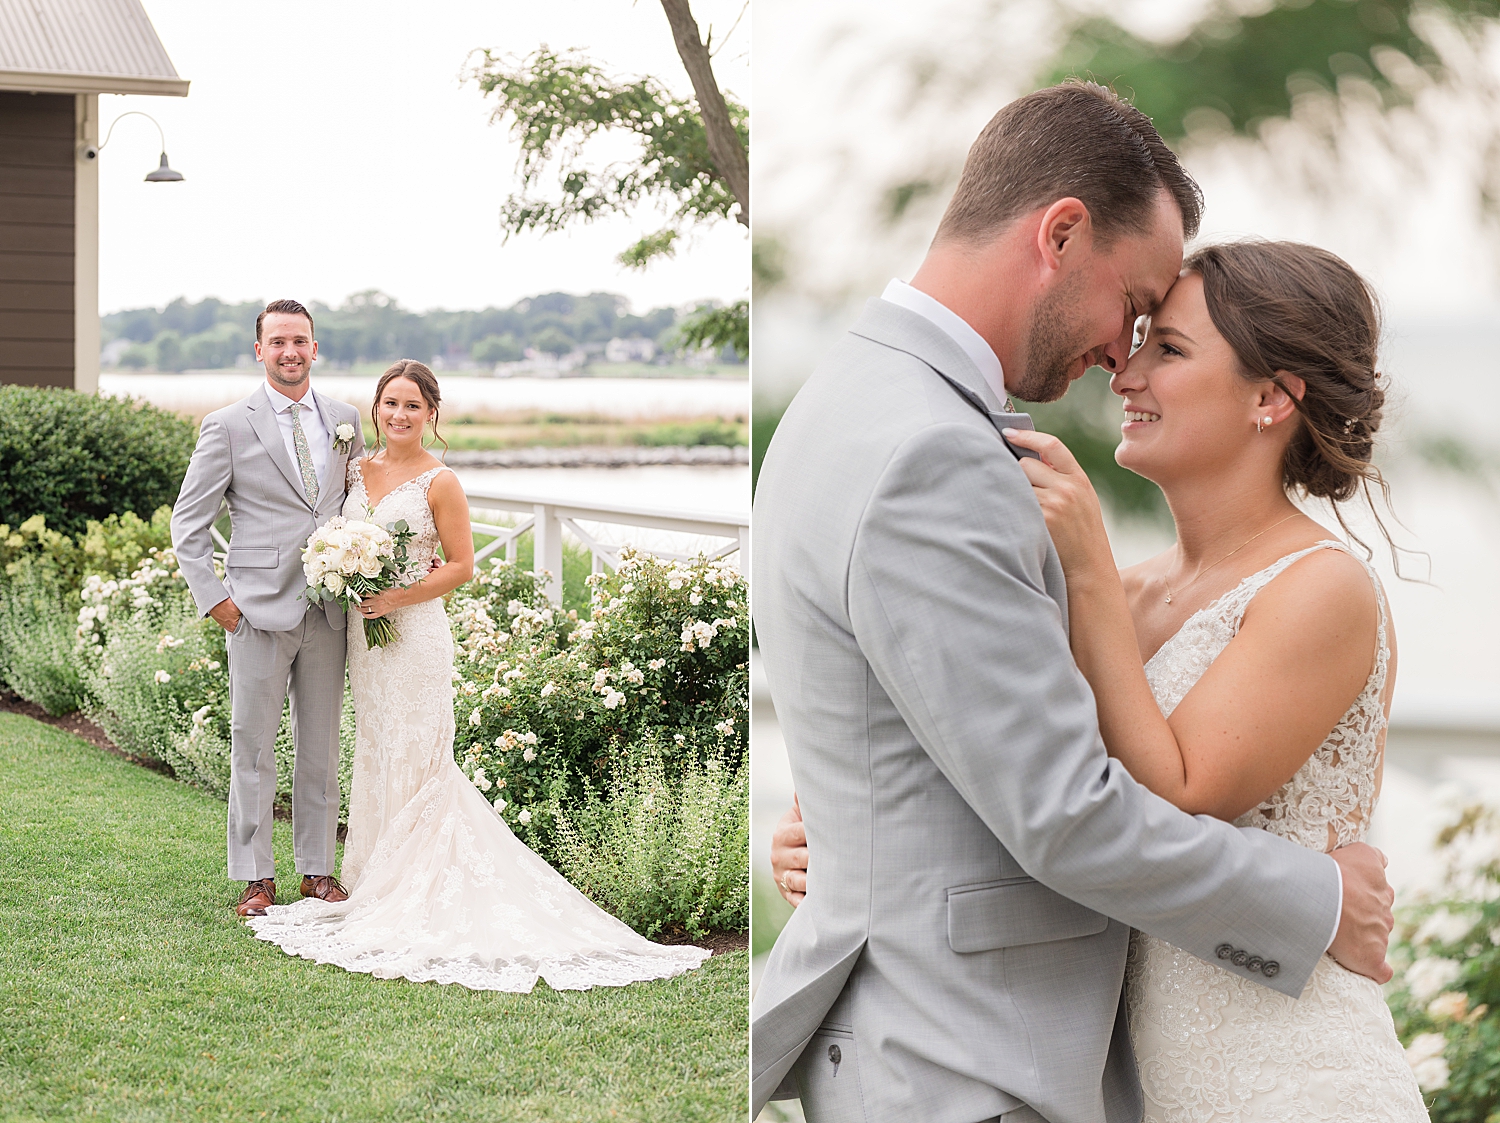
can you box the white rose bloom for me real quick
[539,681,557,698]
[492,796,507,813]
[469,708,483,727]
[602,687,625,709]
[358,554,382,579]
[1406,956,1463,1001]
[517,809,532,825]
[522,747,536,763]
[336,422,356,441]
[648,658,666,671]
[323,572,344,594]
[153,669,171,684]
[1405,1032,1450,1091]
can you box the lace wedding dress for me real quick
[247,460,712,991]
[1126,542,1427,1122]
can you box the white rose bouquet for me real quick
[301,515,416,647]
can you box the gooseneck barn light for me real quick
[99,111,184,182]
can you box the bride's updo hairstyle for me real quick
[372,359,448,456]
[1184,240,1399,560]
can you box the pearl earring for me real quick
[1256,415,1273,433]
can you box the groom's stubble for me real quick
[1013,266,1092,403]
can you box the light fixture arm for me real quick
[99,111,167,153]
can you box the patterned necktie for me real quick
[289,402,319,506]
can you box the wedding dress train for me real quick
[247,461,711,991]
[1126,543,1427,1122]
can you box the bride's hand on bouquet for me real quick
[356,587,405,620]
[1003,428,1112,578]
[771,794,808,906]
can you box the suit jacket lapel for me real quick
[310,387,348,500]
[851,298,1009,413]
[245,384,313,508]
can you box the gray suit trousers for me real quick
[225,610,346,880]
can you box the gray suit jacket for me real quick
[749,300,1341,1123]
[172,384,366,632]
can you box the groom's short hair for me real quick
[936,81,1203,247]
[256,299,315,341]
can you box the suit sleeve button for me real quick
[1246,957,1264,972]
[1216,944,1234,960]
[1262,961,1280,978]
[1231,950,1249,967]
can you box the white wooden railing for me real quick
[209,489,749,607]
[463,487,748,605]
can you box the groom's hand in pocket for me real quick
[209,597,242,633]
[1329,842,1395,983]
[771,794,808,906]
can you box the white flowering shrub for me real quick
[549,743,748,938]
[448,548,749,929]
[78,548,356,814]
[1387,802,1500,1119]
[0,507,175,714]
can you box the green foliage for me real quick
[1045,0,1500,143]
[103,289,683,370]
[0,386,195,537]
[673,300,749,361]
[0,508,177,714]
[619,228,681,269]
[752,870,795,957]
[751,401,787,492]
[1386,801,1500,1120]
[469,46,748,265]
[551,748,748,937]
[633,417,744,448]
[470,331,524,363]
[449,550,748,867]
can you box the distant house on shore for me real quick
[0,0,187,391]
[605,336,656,364]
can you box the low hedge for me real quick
[0,386,196,537]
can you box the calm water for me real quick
[100,372,749,421]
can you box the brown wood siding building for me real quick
[0,91,74,387]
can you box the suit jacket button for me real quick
[1216,944,1234,960]
[1246,956,1264,972]
[828,1044,842,1065]
[1231,950,1249,967]
[1262,961,1280,978]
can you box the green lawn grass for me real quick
[0,713,747,1122]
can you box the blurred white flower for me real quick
[522,747,536,763]
[602,687,625,709]
[689,592,702,606]
[540,681,557,698]
[493,796,507,813]
[714,720,734,737]
[674,733,686,744]
[1406,956,1462,1001]
[517,809,532,825]
[647,658,665,671]
[1416,908,1476,946]
[469,708,483,727]
[153,669,171,684]
[471,768,492,792]
[1405,1032,1450,1091]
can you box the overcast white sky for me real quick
[98,0,749,316]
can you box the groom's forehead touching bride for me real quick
[913,81,1202,403]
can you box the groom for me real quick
[171,299,366,917]
[751,82,1395,1123]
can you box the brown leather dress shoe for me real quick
[301,874,349,902]
[236,878,276,917]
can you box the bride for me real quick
[774,241,1428,1118]
[248,360,711,991]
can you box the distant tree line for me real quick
[102,290,741,371]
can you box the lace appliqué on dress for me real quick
[1126,542,1428,1123]
[247,459,711,992]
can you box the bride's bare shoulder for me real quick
[1243,544,1381,652]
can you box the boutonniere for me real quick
[332,423,357,455]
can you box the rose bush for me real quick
[1387,801,1500,1120]
[448,548,748,859]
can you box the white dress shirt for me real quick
[263,382,331,490]
[881,278,1009,405]
[883,275,1347,952]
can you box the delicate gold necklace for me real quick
[1163,512,1300,605]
